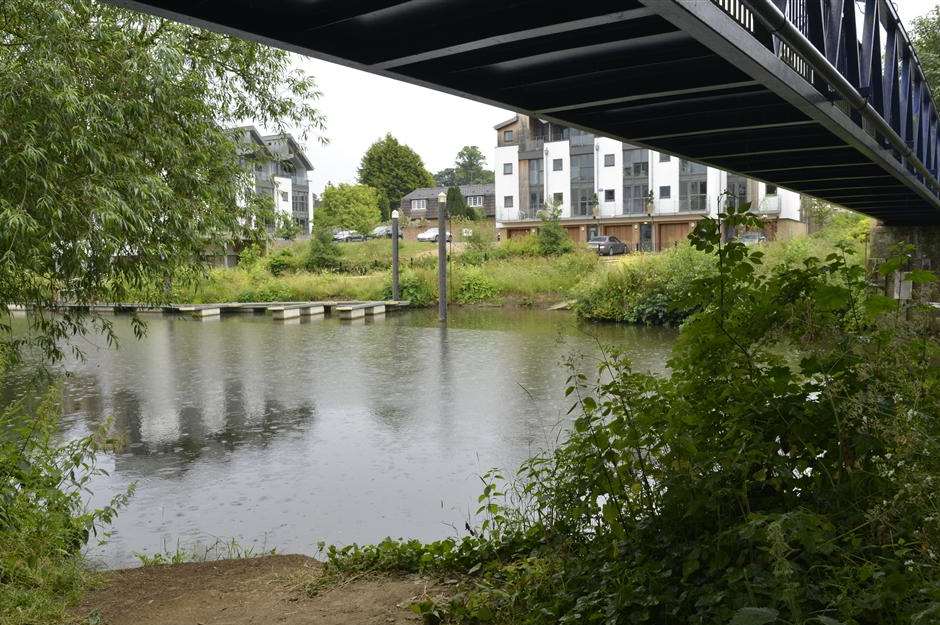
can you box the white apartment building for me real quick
[494,115,804,250]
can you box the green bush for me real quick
[0,382,132,625]
[304,228,344,272]
[326,204,940,625]
[385,269,436,306]
[575,244,716,324]
[454,266,499,304]
[535,207,574,256]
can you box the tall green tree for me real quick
[0,0,325,363]
[445,186,470,219]
[454,145,495,185]
[357,134,434,220]
[911,6,940,96]
[434,167,457,187]
[316,184,380,235]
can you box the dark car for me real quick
[587,235,628,256]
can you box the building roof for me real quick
[493,115,518,130]
[230,126,274,159]
[261,132,315,172]
[402,184,494,202]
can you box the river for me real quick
[44,308,675,568]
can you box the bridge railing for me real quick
[711,0,940,201]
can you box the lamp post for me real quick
[391,209,400,301]
[437,190,447,322]
[645,189,656,252]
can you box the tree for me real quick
[357,134,434,220]
[274,214,301,240]
[316,184,380,235]
[454,146,495,185]
[0,1,324,619]
[536,202,574,255]
[445,186,471,219]
[434,167,457,187]
[0,0,325,363]
[911,6,940,96]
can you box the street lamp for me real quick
[391,209,400,301]
[437,191,447,322]
[645,189,655,252]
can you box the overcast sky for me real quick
[277,0,938,194]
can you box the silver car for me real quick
[587,235,628,256]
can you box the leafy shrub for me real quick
[535,207,574,256]
[304,228,343,272]
[0,383,132,625]
[385,269,436,306]
[326,203,940,624]
[575,244,716,324]
[266,249,295,276]
[454,266,499,304]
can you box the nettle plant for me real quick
[329,201,940,624]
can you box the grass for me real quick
[166,215,873,323]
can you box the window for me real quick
[292,192,307,214]
[604,154,615,167]
[680,180,708,211]
[552,158,563,171]
[623,183,649,215]
[504,195,514,208]
[659,154,671,163]
[411,198,427,211]
[467,195,483,207]
[604,189,615,202]
[553,192,564,206]
[280,191,289,202]
[679,159,706,175]
[503,130,514,142]
[659,186,671,199]
[570,153,594,183]
[632,162,649,177]
[503,163,513,175]
[766,184,778,195]
[528,158,544,186]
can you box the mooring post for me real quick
[437,191,447,322]
[391,209,400,301]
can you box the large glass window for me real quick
[528,158,543,186]
[623,184,649,214]
[570,153,595,217]
[680,180,708,211]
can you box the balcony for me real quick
[756,194,781,213]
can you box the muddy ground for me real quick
[75,555,445,625]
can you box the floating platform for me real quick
[26,300,411,321]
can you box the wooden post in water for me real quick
[436,191,447,322]
[391,209,400,301]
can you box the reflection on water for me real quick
[42,308,675,567]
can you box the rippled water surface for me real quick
[44,308,675,567]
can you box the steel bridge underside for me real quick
[109,0,940,225]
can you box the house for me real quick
[494,115,806,249]
[233,126,316,235]
[400,183,496,222]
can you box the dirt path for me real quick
[75,555,443,625]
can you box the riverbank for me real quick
[163,214,872,323]
[74,556,442,625]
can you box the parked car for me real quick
[587,235,628,256]
[738,231,767,246]
[333,230,365,242]
[416,228,452,243]
[370,224,403,239]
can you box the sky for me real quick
[270,0,938,194]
